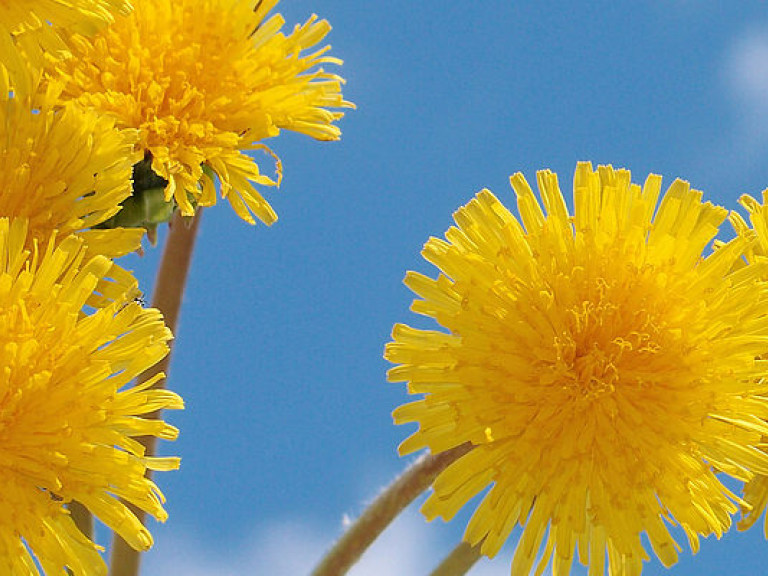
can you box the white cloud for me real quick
[141,508,517,576]
[142,517,325,576]
[688,24,768,182]
[725,28,768,124]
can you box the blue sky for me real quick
[111,1,768,574]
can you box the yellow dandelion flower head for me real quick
[0,217,182,575]
[0,86,143,257]
[729,190,768,536]
[53,0,353,224]
[729,190,768,264]
[0,0,131,96]
[385,162,768,575]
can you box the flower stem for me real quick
[69,501,93,539]
[429,541,482,576]
[109,210,202,576]
[310,443,472,576]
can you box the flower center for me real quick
[573,344,620,396]
[548,273,666,400]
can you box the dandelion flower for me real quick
[730,191,768,537]
[53,0,353,224]
[0,0,130,96]
[0,86,143,257]
[0,217,182,575]
[385,162,768,575]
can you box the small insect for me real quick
[117,293,146,313]
[38,487,63,502]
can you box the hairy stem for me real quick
[109,211,202,576]
[429,541,482,576]
[310,443,472,576]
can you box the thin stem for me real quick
[429,541,482,576]
[310,443,472,576]
[109,210,202,576]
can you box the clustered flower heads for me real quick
[386,162,768,575]
[0,0,354,573]
[12,1,768,576]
